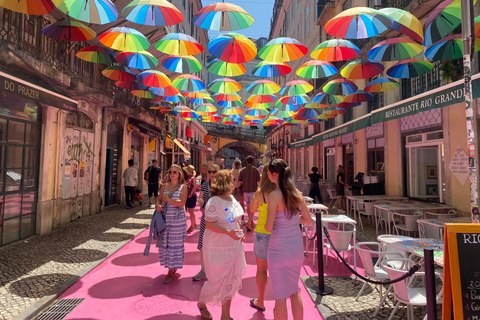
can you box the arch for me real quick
[216,141,262,166]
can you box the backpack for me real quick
[144,166,152,182]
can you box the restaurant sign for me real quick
[290,137,312,149]
[313,116,371,143]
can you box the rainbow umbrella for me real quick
[213,93,241,101]
[221,107,244,116]
[41,20,96,41]
[335,102,361,109]
[364,77,400,93]
[102,66,136,81]
[270,108,295,118]
[323,79,358,95]
[425,34,480,61]
[386,58,433,78]
[263,116,285,126]
[1,0,54,15]
[121,0,183,26]
[173,105,199,119]
[292,107,321,120]
[304,119,321,125]
[207,59,246,76]
[310,92,344,107]
[190,97,214,104]
[242,119,263,125]
[296,60,337,78]
[324,106,347,115]
[222,117,242,125]
[280,80,313,95]
[115,80,145,90]
[75,45,116,64]
[310,39,361,61]
[379,8,423,44]
[325,7,391,39]
[116,51,158,69]
[151,95,185,103]
[252,61,292,78]
[344,90,374,104]
[207,78,242,94]
[476,15,480,38]
[246,80,281,95]
[246,94,277,104]
[283,117,304,125]
[423,0,467,47]
[279,94,311,106]
[202,115,222,123]
[193,2,254,31]
[245,108,269,119]
[245,101,271,109]
[208,33,257,63]
[341,59,384,79]
[150,105,172,112]
[149,85,180,96]
[217,100,242,108]
[274,99,303,110]
[53,0,118,24]
[368,38,423,61]
[155,33,203,56]
[99,27,149,52]
[258,37,308,62]
[316,112,336,120]
[195,103,217,116]
[182,90,211,98]
[172,74,205,92]
[162,55,202,73]
[137,70,171,88]
[132,89,158,99]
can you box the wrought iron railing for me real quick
[204,123,267,141]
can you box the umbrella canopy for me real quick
[75,45,116,64]
[121,0,183,26]
[270,108,295,118]
[207,59,246,76]
[217,100,242,108]
[212,93,241,101]
[245,102,271,109]
[252,61,292,78]
[296,60,337,78]
[344,90,374,104]
[137,70,171,88]
[132,89,158,99]
[246,95,277,104]
[41,20,96,41]
[258,37,308,62]
[340,58,384,79]
[325,7,391,39]
[221,107,244,116]
[99,27,149,52]
[116,51,158,69]
[149,85,180,97]
[222,116,242,124]
[102,66,136,81]
[242,119,263,125]
[263,116,285,126]
[364,77,400,93]
[246,80,281,95]
[115,80,145,90]
[193,2,254,31]
[423,0,466,47]
[1,0,54,15]
[195,103,217,116]
[476,15,480,38]
[162,55,202,73]
[280,80,313,95]
[153,94,185,103]
[274,101,301,112]
[190,97,214,104]
[245,108,269,119]
[202,115,222,123]
[207,78,242,94]
[310,39,361,61]
[172,74,206,92]
[182,90,210,98]
[208,33,257,63]
[387,58,434,78]
[155,33,203,56]
[335,102,361,109]
[280,95,311,106]
[310,92,345,107]
[379,8,423,44]
[292,108,321,120]
[283,117,304,125]
[324,106,347,115]
[425,34,480,61]
[323,79,358,95]
[53,0,118,24]
[150,105,172,112]
[368,38,424,61]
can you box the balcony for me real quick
[204,123,267,144]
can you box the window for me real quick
[325,118,335,130]
[297,21,302,41]
[367,92,384,113]
[305,6,309,37]
[343,107,353,123]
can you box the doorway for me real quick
[325,148,336,182]
[106,122,121,206]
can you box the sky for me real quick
[202,0,277,40]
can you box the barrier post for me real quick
[424,248,437,320]
[311,210,333,295]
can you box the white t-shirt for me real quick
[123,167,138,187]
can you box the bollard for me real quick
[424,248,437,320]
[310,210,333,295]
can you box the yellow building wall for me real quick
[354,129,367,177]
[385,119,403,195]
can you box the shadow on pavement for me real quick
[111,252,159,267]
[8,274,80,298]
[93,232,135,242]
[88,276,154,299]
[52,249,108,263]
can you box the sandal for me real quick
[163,275,173,284]
[187,226,195,233]
[197,303,212,320]
[249,298,266,312]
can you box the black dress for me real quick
[308,173,323,203]
[336,172,345,196]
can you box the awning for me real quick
[290,136,313,149]
[313,114,371,143]
[173,138,191,157]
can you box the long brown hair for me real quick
[165,164,185,184]
[268,158,303,218]
[258,163,277,196]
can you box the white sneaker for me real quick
[332,206,338,210]
[193,269,206,281]
[338,209,346,213]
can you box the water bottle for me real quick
[225,208,243,238]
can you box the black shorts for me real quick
[148,184,159,197]
[186,193,197,209]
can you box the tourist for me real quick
[306,167,323,204]
[335,165,348,212]
[144,159,163,208]
[123,159,137,209]
[184,165,200,233]
[200,163,209,185]
[258,161,264,174]
[238,155,260,230]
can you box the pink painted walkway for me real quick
[60,207,363,319]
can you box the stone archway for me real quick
[215,141,262,168]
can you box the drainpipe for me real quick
[98,106,108,211]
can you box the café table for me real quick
[417,217,472,241]
[346,195,408,218]
[377,236,444,266]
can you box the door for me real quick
[407,145,443,202]
[105,147,113,206]
[326,153,336,182]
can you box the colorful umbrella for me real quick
[202,115,222,123]
[149,85,180,97]
[344,90,374,104]
[324,106,347,115]
[283,117,304,125]
[296,60,337,78]
[116,51,158,69]
[246,95,277,104]
[310,39,360,61]
[245,101,271,109]
[252,61,292,78]
[379,8,423,44]
[292,107,321,120]
[246,80,281,95]
[476,15,480,38]
[207,78,242,94]
[270,108,295,118]
[386,58,433,78]
[217,100,242,108]
[151,95,185,103]
[195,103,217,116]
[173,105,199,119]
[190,97,214,104]
[1,0,54,15]
[323,79,358,95]
[208,33,257,63]
[258,37,308,62]
[222,116,242,125]
[172,74,206,92]
[274,99,303,110]
[245,108,269,119]
[212,93,241,101]
[99,27,149,52]
[182,90,210,98]
[162,55,202,73]
[335,102,361,109]
[41,20,96,41]
[364,77,400,93]
[425,34,480,61]
[310,92,345,107]
[207,59,246,76]
[75,45,116,64]
[242,119,263,125]
[263,116,285,126]
[132,89,158,99]
[115,80,145,90]
[368,38,424,61]
[102,66,136,81]
[280,80,313,95]
[324,7,391,39]
[423,0,465,47]
[150,105,172,112]
[137,70,171,88]
[193,2,254,31]
[221,107,244,116]
[279,94,311,107]
[53,0,118,24]
[340,58,384,79]
[155,33,204,56]
[121,0,183,26]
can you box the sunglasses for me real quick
[168,171,178,175]
[208,170,217,174]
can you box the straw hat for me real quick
[184,165,196,177]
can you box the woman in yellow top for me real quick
[248,164,277,312]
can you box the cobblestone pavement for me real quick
[0,204,152,320]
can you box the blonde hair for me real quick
[165,164,185,184]
[200,163,209,181]
[210,169,233,197]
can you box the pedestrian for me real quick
[306,167,323,204]
[232,157,240,169]
[200,163,209,185]
[232,159,244,213]
[123,159,137,209]
[183,158,190,168]
[193,164,220,281]
[238,155,260,231]
[144,159,163,208]
[184,165,200,233]
[258,161,264,174]
[157,164,187,284]
[265,159,312,320]
[335,165,348,212]
[197,170,246,320]
[248,163,277,312]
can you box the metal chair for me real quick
[324,228,354,267]
[424,211,456,219]
[326,189,338,209]
[392,211,423,237]
[417,220,443,241]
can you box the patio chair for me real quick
[361,202,376,227]
[392,212,423,237]
[326,189,338,209]
[354,200,365,230]
[324,228,354,267]
[424,211,456,219]
[417,220,443,241]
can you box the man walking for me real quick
[144,159,162,208]
[123,159,137,209]
[238,155,260,231]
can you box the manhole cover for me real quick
[135,294,190,314]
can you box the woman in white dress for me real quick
[197,170,246,320]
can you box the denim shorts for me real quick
[244,192,255,205]
[253,231,271,260]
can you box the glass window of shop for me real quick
[148,137,157,166]
[367,138,385,176]
[131,131,142,169]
